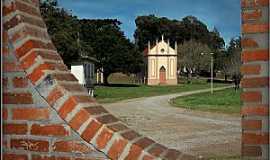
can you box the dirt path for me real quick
[103,86,241,159]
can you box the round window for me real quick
[161,48,165,53]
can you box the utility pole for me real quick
[201,52,214,94]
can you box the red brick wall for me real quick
[2,0,196,159]
[241,0,269,159]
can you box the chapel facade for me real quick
[144,35,178,85]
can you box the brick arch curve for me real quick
[2,0,196,159]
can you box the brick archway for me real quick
[2,0,269,159]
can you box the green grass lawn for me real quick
[95,81,230,103]
[170,88,242,114]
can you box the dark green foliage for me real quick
[40,0,143,84]
[40,0,80,68]
[216,36,242,80]
[78,19,143,84]
[134,15,225,51]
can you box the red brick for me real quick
[3,139,8,148]
[164,149,182,160]
[11,139,49,152]
[15,1,40,17]
[31,124,69,136]
[12,77,28,88]
[134,137,155,149]
[16,40,52,58]
[58,97,77,119]
[241,65,261,75]
[241,77,269,88]
[32,155,71,160]
[12,26,49,43]
[242,49,269,62]
[108,138,128,159]
[46,87,63,106]
[3,14,20,30]
[96,114,119,124]
[4,123,28,134]
[53,140,92,153]
[3,46,9,56]
[74,95,96,103]
[85,106,109,115]
[38,51,62,61]
[143,155,155,160]
[121,130,141,141]
[242,120,262,130]
[27,63,53,83]
[3,153,28,160]
[242,23,269,33]
[241,38,259,48]
[3,108,8,120]
[242,132,269,144]
[148,143,167,157]
[3,2,16,16]
[74,158,97,160]
[47,62,68,71]
[3,78,8,89]
[81,120,102,142]
[11,29,23,43]
[241,105,269,116]
[58,95,96,118]
[242,9,262,22]
[107,123,129,132]
[96,127,113,149]
[60,83,86,92]
[3,29,8,42]
[53,73,78,82]
[3,92,33,104]
[124,143,142,160]
[242,0,269,7]
[3,62,22,72]
[242,146,262,157]
[12,107,49,120]
[21,0,40,7]
[69,109,90,130]
[241,91,262,102]
[20,51,38,69]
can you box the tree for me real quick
[78,19,143,85]
[215,51,231,81]
[216,36,242,81]
[177,40,212,82]
[41,0,143,85]
[40,0,80,68]
[209,27,225,50]
[227,37,242,76]
[134,15,225,52]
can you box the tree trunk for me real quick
[103,73,110,86]
[187,72,191,84]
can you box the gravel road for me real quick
[103,86,241,158]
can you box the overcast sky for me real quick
[58,0,241,46]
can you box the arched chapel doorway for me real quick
[159,66,166,84]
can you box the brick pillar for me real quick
[241,0,269,159]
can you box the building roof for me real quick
[143,40,176,56]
